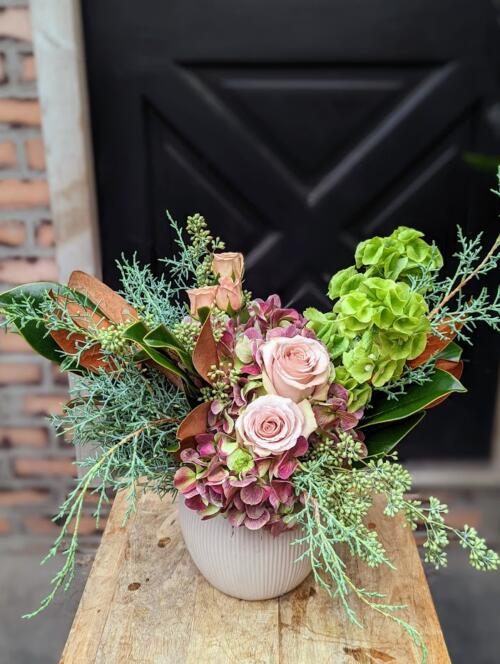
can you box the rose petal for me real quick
[297,399,318,438]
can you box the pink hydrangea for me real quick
[174,295,363,533]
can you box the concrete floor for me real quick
[1,491,500,664]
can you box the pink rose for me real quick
[212,252,244,281]
[215,276,243,312]
[187,285,218,318]
[260,335,332,402]
[236,394,317,457]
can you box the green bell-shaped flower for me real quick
[327,266,364,300]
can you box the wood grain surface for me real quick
[60,492,450,664]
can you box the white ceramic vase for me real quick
[178,499,312,600]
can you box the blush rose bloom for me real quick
[187,285,218,317]
[236,394,317,457]
[212,252,244,281]
[261,335,332,402]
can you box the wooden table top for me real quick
[60,491,450,663]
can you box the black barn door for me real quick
[82,0,500,460]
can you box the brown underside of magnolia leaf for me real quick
[176,401,211,441]
[50,291,112,332]
[408,323,458,369]
[192,316,218,383]
[424,360,464,410]
[68,271,138,325]
[50,330,113,373]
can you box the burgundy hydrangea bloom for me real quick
[174,296,363,533]
[174,430,308,534]
[313,383,364,433]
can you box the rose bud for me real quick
[215,276,243,312]
[212,252,244,281]
[187,285,218,318]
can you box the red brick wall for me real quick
[0,4,103,543]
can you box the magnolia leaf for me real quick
[364,412,426,458]
[362,368,467,427]
[435,358,463,379]
[68,271,137,325]
[424,360,464,409]
[123,320,187,381]
[50,329,112,373]
[176,401,211,441]
[50,291,110,332]
[143,324,194,371]
[0,282,68,363]
[436,341,463,362]
[192,316,218,383]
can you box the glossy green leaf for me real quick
[123,321,187,380]
[364,412,426,458]
[0,282,65,363]
[361,369,467,427]
[436,341,463,362]
[143,324,194,371]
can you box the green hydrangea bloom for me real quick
[305,276,430,388]
[354,226,443,283]
[327,266,365,299]
[334,366,372,411]
[305,226,437,390]
[303,307,349,358]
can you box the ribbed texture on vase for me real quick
[178,499,311,600]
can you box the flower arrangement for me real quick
[1,179,499,659]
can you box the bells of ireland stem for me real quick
[354,226,443,284]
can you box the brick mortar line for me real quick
[0,207,50,220]
[0,245,56,257]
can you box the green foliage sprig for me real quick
[117,253,185,329]
[292,433,499,663]
[426,226,500,344]
[292,435,428,661]
[162,212,225,289]
[6,212,216,618]
[24,359,189,618]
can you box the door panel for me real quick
[82,0,500,459]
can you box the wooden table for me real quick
[60,492,450,663]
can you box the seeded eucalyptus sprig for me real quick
[292,432,499,663]
[162,212,225,290]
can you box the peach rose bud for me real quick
[215,276,243,312]
[212,252,244,281]
[187,285,218,318]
